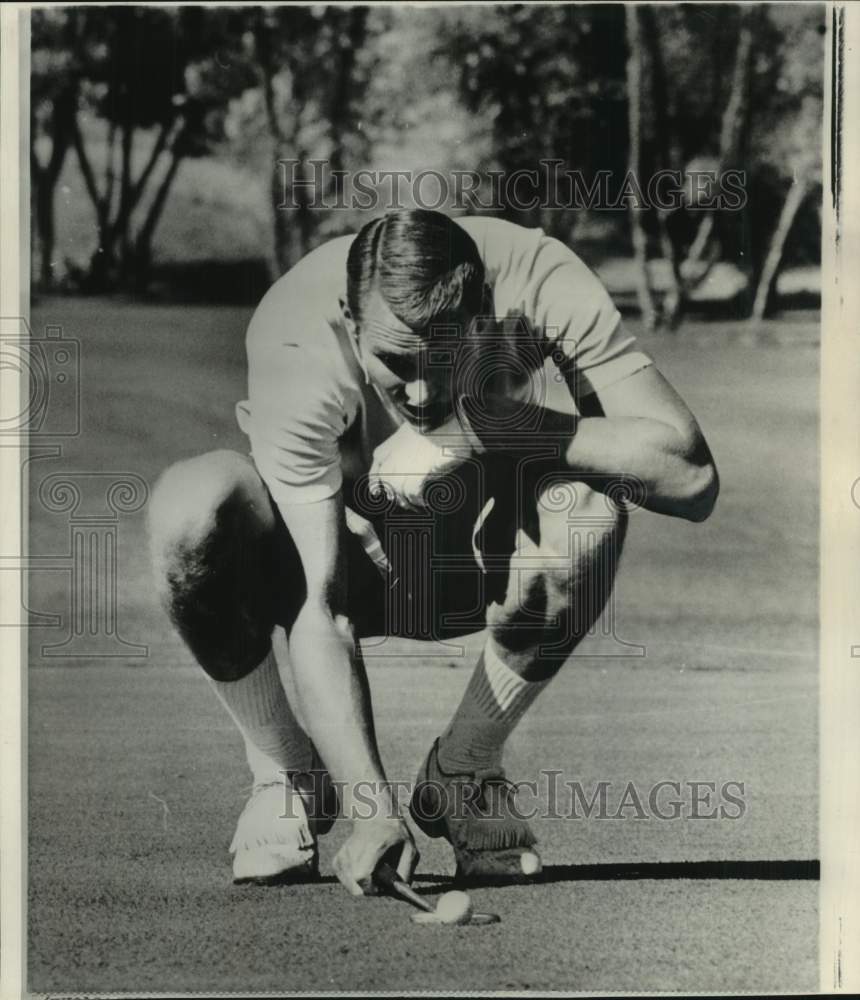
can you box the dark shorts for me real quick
[266,454,536,644]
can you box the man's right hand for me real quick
[332,815,419,896]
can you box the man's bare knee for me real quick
[534,480,623,565]
[148,451,278,679]
[489,482,627,659]
[148,450,271,562]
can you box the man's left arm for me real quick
[564,366,719,523]
[517,231,717,522]
[458,368,718,523]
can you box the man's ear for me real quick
[480,282,494,317]
[339,296,355,330]
[340,296,369,383]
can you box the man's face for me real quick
[351,289,472,432]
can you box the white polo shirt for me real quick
[238,216,652,508]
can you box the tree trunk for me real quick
[117,118,135,281]
[74,109,180,290]
[254,17,296,275]
[112,118,176,260]
[685,6,759,270]
[328,8,368,184]
[286,150,313,269]
[640,6,684,328]
[132,144,186,292]
[105,121,117,222]
[35,178,57,291]
[657,217,684,328]
[289,70,315,267]
[625,7,657,330]
[71,119,115,290]
[751,175,809,321]
[31,84,77,291]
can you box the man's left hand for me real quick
[368,421,469,511]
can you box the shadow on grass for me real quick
[409,859,819,891]
[257,859,818,895]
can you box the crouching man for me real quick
[148,209,718,894]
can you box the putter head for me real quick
[372,859,404,893]
[367,843,421,897]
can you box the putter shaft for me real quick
[375,862,434,913]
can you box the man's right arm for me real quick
[245,295,417,891]
[277,491,418,894]
[278,491,385,796]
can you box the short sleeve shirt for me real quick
[240,217,652,508]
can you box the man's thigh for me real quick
[265,479,486,642]
[269,454,574,644]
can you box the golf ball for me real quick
[434,890,473,925]
[520,850,541,877]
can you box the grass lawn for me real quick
[26,298,818,993]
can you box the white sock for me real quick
[206,648,314,787]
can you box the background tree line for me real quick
[31,3,824,324]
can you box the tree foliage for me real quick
[32,3,825,313]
